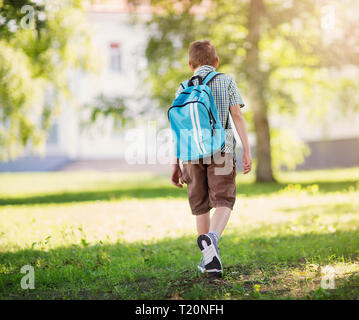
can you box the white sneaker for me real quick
[197,234,222,278]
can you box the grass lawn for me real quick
[0,167,359,300]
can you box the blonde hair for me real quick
[188,39,218,69]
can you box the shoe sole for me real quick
[197,264,206,274]
[197,234,222,278]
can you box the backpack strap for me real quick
[181,71,223,89]
[188,75,204,86]
[202,71,223,86]
[180,80,189,89]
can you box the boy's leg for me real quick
[195,207,231,237]
[197,153,236,277]
[210,207,231,236]
[182,162,213,274]
[197,209,232,278]
[207,152,236,239]
[196,211,210,274]
[196,212,210,235]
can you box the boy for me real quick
[171,40,252,278]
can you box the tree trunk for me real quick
[245,0,275,182]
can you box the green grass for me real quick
[1,167,359,300]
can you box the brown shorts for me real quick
[182,152,237,215]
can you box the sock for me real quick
[208,230,220,244]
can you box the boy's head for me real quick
[188,39,219,71]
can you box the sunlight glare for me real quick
[321,5,336,31]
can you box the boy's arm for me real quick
[230,106,252,174]
[171,157,184,188]
[227,77,252,174]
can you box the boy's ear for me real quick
[188,61,195,71]
[214,57,220,69]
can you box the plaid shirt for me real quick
[175,65,245,153]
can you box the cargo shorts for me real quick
[181,152,237,215]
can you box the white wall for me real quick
[46,11,149,159]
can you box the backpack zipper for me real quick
[168,100,216,135]
[179,88,211,97]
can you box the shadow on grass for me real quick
[1,229,359,300]
[0,180,357,206]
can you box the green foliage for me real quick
[0,41,45,160]
[0,0,96,161]
[82,92,151,131]
[83,94,129,129]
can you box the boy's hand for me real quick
[243,151,252,174]
[171,164,184,188]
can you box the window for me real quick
[47,123,58,145]
[109,42,121,73]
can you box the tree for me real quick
[0,0,96,161]
[132,0,359,182]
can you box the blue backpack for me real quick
[168,71,226,161]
